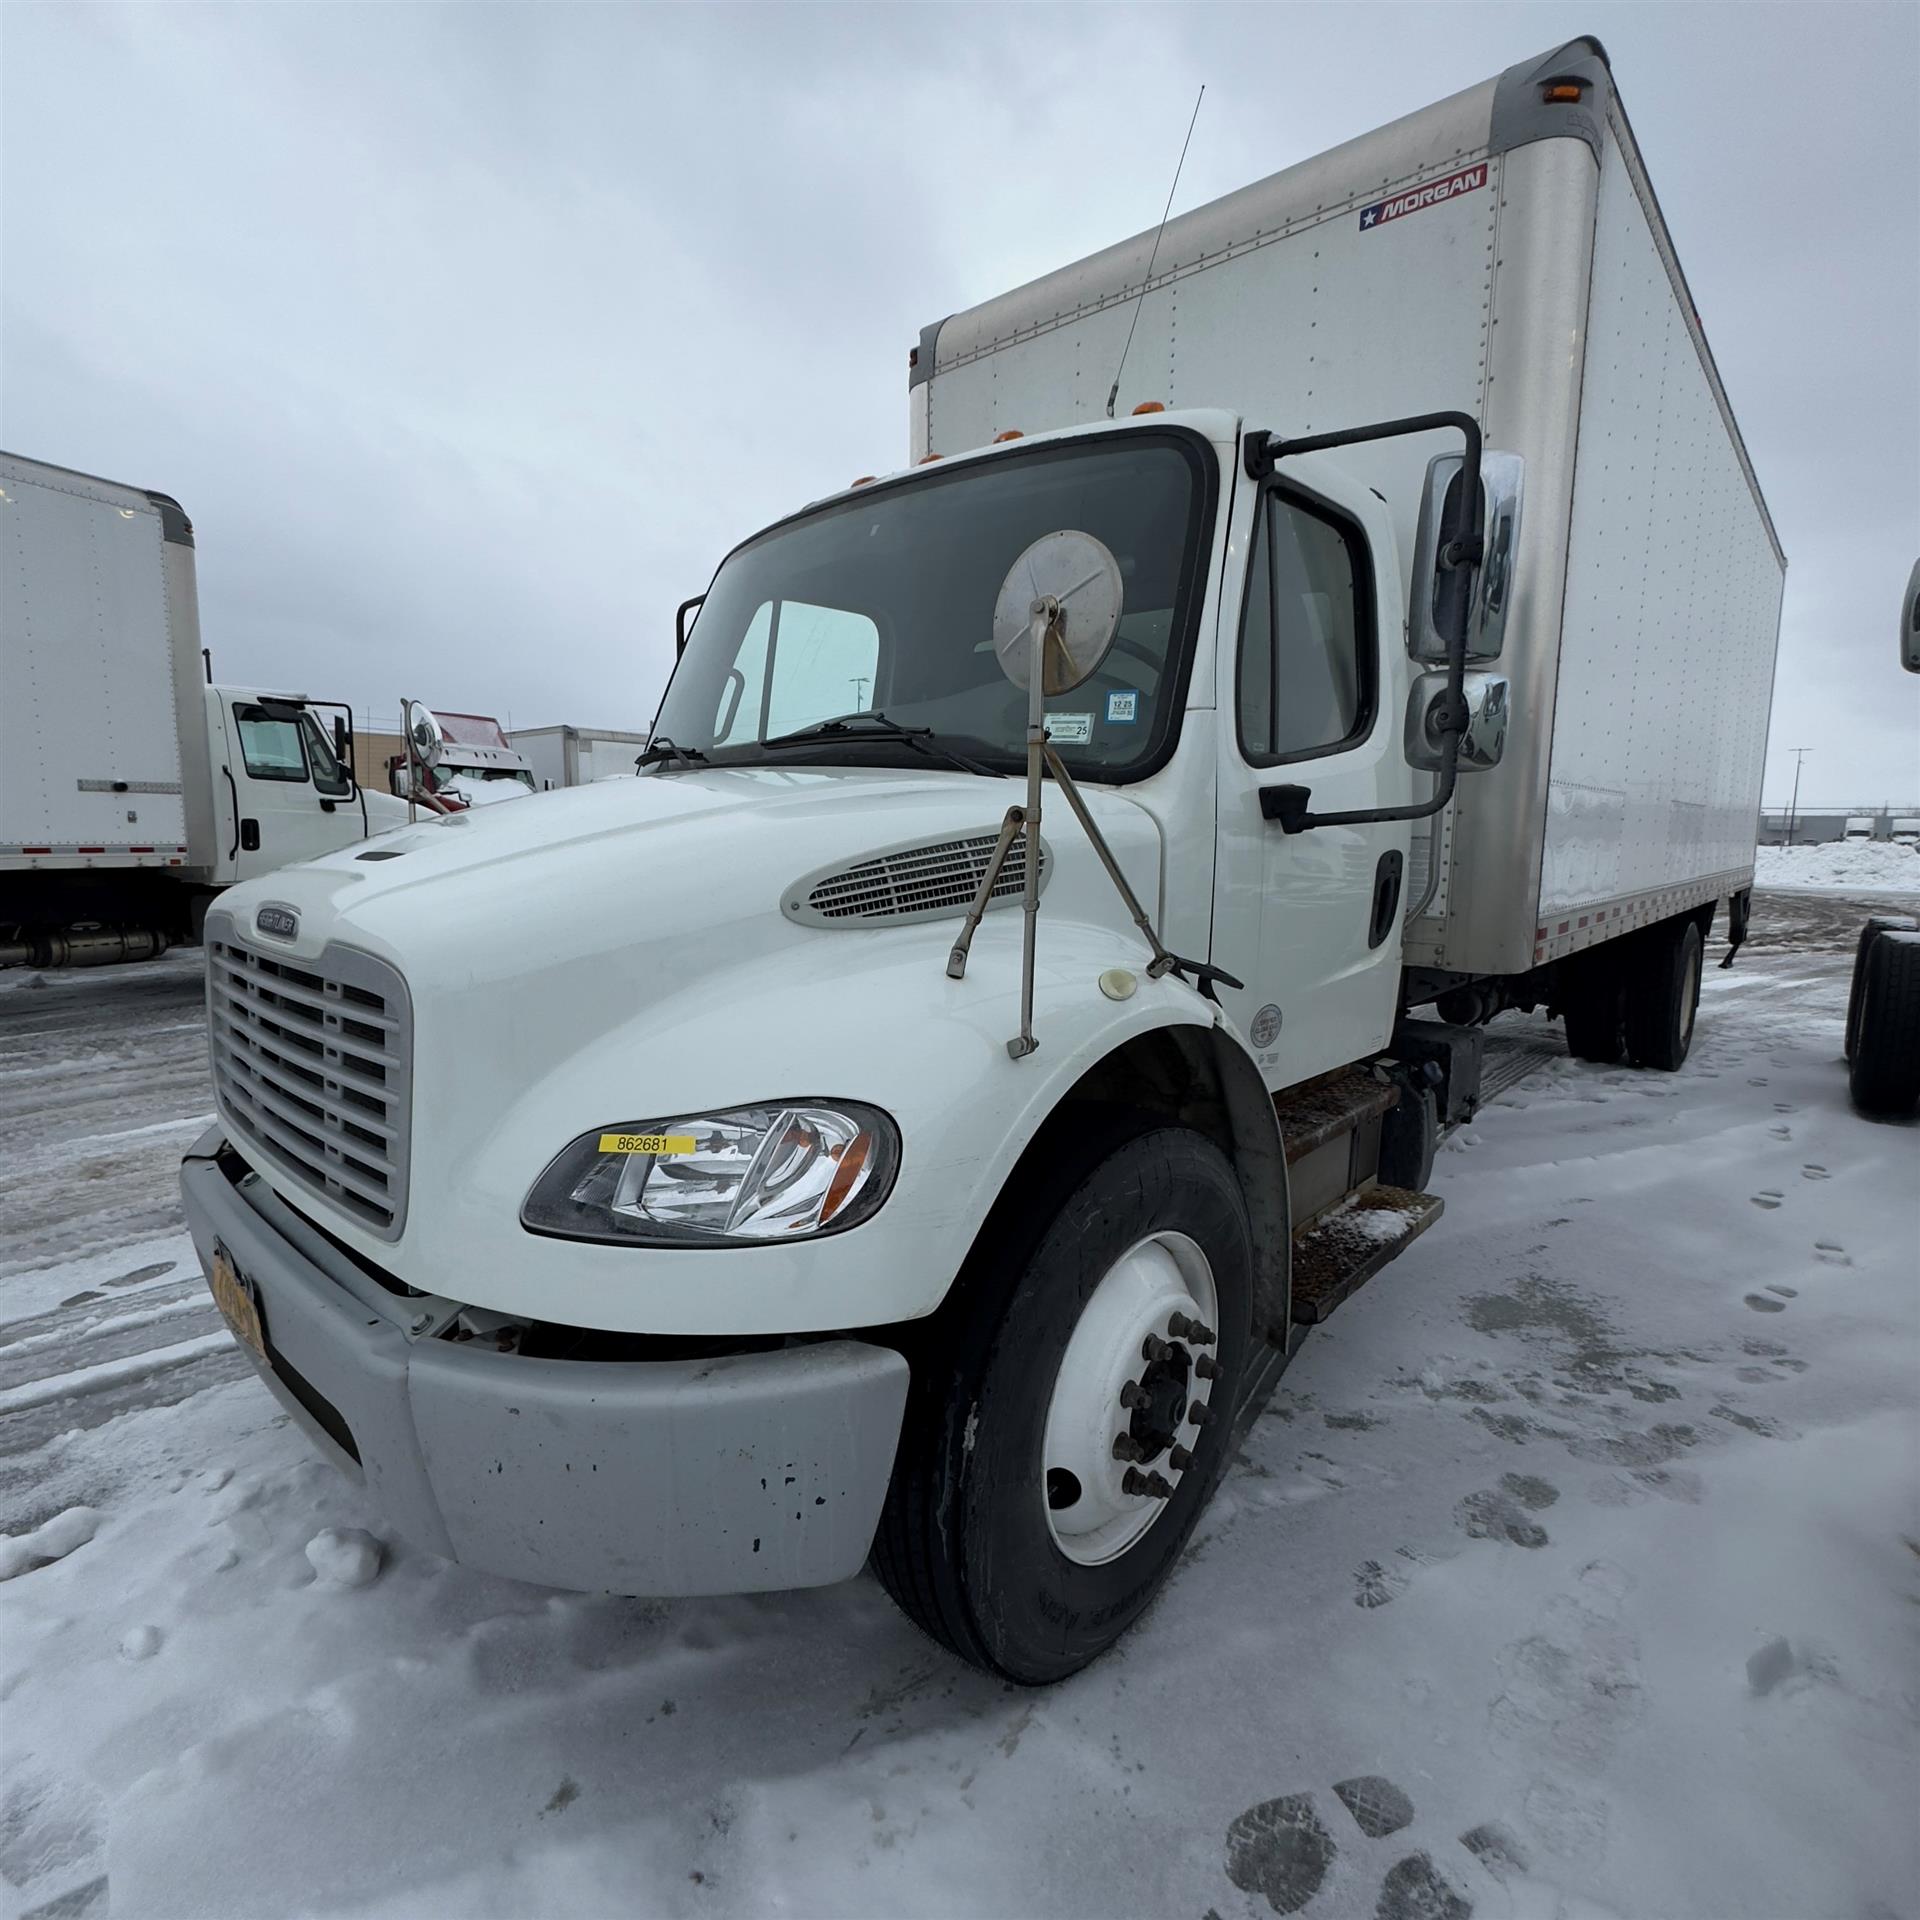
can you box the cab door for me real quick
[1210,457,1412,1090]
[215,697,362,884]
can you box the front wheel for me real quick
[871,1127,1254,1684]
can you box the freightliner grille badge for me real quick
[255,904,299,941]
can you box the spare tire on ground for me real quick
[1844,914,1917,1064]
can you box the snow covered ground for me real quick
[2,897,1916,1920]
[1754,839,1920,894]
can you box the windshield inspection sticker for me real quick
[598,1132,697,1157]
[1359,160,1487,231]
[1106,689,1140,724]
[1047,713,1094,745]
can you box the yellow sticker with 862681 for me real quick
[597,1133,698,1157]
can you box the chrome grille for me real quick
[797,832,1049,926]
[205,922,412,1238]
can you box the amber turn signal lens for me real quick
[1131,401,1166,415]
[1542,82,1584,103]
[993,429,1024,443]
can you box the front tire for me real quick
[871,1127,1254,1684]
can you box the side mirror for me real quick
[1408,450,1525,663]
[1903,558,1920,674]
[1405,669,1509,773]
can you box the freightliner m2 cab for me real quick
[181,40,1783,1680]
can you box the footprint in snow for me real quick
[1813,1242,1851,1267]
[1772,1101,1794,1113]
[1743,1293,1787,1313]
[1749,1191,1784,1209]
[1768,1124,1792,1139]
[1747,1076,1769,1086]
[1801,1164,1830,1181]
[1765,1284,1797,1298]
[1221,1777,1476,1920]
[1353,1560,1410,1609]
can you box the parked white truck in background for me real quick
[182,38,1785,1681]
[511,724,651,790]
[1,453,409,969]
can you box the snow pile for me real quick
[1755,839,1920,893]
[304,1527,384,1589]
[0,1506,98,1582]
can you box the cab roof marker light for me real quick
[1131,401,1166,415]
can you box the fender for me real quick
[378,915,1267,1338]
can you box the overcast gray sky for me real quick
[4,1,1915,806]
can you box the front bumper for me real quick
[179,1128,910,1596]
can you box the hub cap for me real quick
[1041,1231,1220,1566]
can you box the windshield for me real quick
[652,432,1212,779]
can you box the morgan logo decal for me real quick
[1249,1003,1283,1050]
[1359,162,1487,232]
[254,904,299,941]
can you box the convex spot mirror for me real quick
[1902,557,1920,674]
[1405,669,1510,773]
[1409,450,1525,664]
[409,705,446,768]
[991,530,1124,694]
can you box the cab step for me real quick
[1289,1185,1445,1325]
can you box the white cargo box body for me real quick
[911,39,1784,977]
[509,724,650,789]
[1,454,204,872]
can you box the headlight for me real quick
[520,1101,899,1247]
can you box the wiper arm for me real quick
[636,735,710,771]
[760,711,999,779]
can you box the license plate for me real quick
[209,1244,267,1363]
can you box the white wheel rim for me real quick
[1041,1230,1220,1566]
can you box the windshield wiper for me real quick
[636,736,710,772]
[759,712,999,779]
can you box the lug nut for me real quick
[1112,1432,1144,1462]
[1167,1311,1194,1339]
[1141,1333,1169,1364]
[1194,1353,1219,1381]
[1188,1401,1213,1427]
[1118,1381,1149,1409]
[1168,1444,1195,1472]
[1123,1468,1175,1500]
[1186,1320,1217,1347]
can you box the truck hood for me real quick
[223,764,1166,1010]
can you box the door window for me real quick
[301,713,353,797]
[233,705,310,782]
[1237,492,1374,764]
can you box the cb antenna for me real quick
[1105,83,1205,420]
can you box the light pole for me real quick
[1784,746,1812,847]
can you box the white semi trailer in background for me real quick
[1,453,408,968]
[183,38,1784,1682]
[510,724,650,790]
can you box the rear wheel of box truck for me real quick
[1845,916,1918,1064]
[1848,931,1920,1118]
[872,1128,1253,1684]
[1560,955,1628,1065]
[1623,917,1706,1072]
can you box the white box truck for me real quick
[1,453,410,967]
[181,37,1783,1682]
[510,724,651,790]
